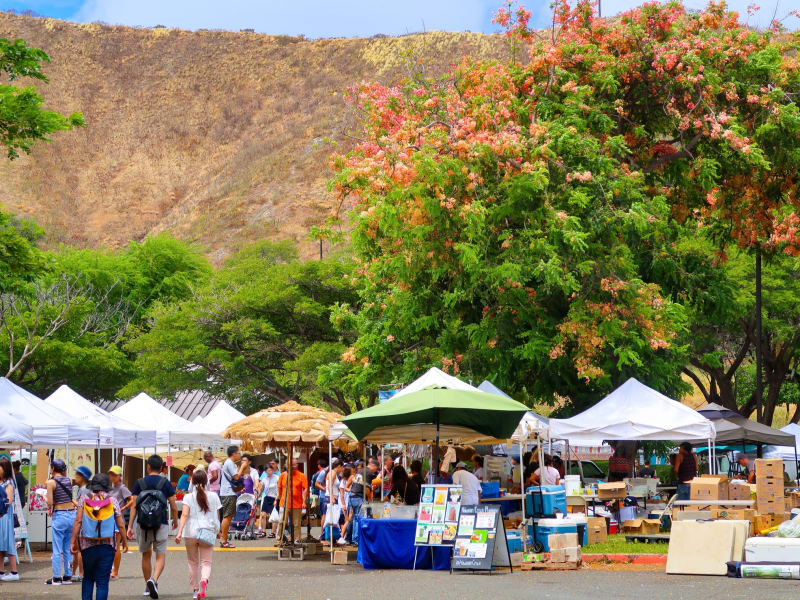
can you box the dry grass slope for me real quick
[0,13,504,261]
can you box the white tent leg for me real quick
[519,440,526,552]
[328,439,333,564]
[707,439,712,475]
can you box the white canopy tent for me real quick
[112,392,232,448]
[0,377,99,446]
[45,385,157,448]
[193,400,246,434]
[549,378,716,442]
[393,367,480,398]
[765,423,800,460]
[0,413,33,446]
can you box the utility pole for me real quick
[755,247,763,424]
[598,0,602,18]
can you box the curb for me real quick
[581,553,666,564]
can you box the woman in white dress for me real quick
[175,471,221,600]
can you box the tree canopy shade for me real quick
[321,1,800,414]
[340,387,529,442]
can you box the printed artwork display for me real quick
[414,485,463,547]
[452,505,511,572]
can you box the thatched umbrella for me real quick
[223,401,347,546]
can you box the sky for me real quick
[1,0,798,37]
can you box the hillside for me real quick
[0,13,504,261]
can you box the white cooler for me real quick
[745,537,800,562]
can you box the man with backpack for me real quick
[218,445,245,549]
[70,473,128,600]
[127,455,177,599]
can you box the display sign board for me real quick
[414,484,463,546]
[452,504,511,572]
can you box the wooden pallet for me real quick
[624,534,670,544]
[521,561,581,571]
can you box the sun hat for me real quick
[75,465,92,481]
[88,473,111,492]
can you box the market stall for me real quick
[192,400,246,433]
[223,400,345,550]
[340,386,530,570]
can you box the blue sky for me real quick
[2,1,798,36]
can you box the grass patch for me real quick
[582,534,668,555]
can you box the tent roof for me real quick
[763,423,800,460]
[110,392,230,447]
[477,380,549,439]
[194,401,246,434]
[45,385,156,448]
[696,414,795,446]
[0,377,99,446]
[393,367,480,398]
[0,413,33,445]
[341,387,529,443]
[697,402,741,420]
[549,378,716,442]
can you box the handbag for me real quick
[196,527,216,547]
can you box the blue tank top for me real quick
[52,475,73,505]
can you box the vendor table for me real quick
[674,500,754,507]
[481,494,523,516]
[356,517,451,570]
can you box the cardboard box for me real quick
[622,519,661,535]
[728,482,752,501]
[597,482,627,500]
[586,517,607,545]
[549,548,566,563]
[548,533,578,549]
[564,546,582,563]
[755,459,783,480]
[757,498,786,515]
[690,476,728,501]
[711,508,756,521]
[522,552,546,564]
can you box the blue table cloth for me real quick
[356,518,451,570]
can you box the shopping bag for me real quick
[269,507,280,524]
[323,503,341,526]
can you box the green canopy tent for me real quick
[340,386,530,483]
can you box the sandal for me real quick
[219,542,236,549]
[267,533,276,539]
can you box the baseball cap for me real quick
[107,465,122,475]
[456,461,467,469]
[75,465,92,480]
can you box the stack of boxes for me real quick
[755,458,784,515]
[547,532,581,568]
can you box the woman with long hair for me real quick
[0,458,19,581]
[175,470,221,600]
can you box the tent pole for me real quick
[380,445,385,502]
[66,441,70,477]
[288,442,294,546]
[707,439,711,475]
[433,410,440,486]
[328,438,333,562]
[795,444,799,485]
[519,439,526,552]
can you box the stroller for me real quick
[229,493,257,540]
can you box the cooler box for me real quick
[745,537,800,563]
[564,514,588,546]
[481,481,500,498]
[529,519,578,552]
[505,530,532,553]
[526,486,567,516]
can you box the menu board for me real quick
[414,485,462,547]
[452,505,511,572]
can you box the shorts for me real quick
[261,495,275,514]
[135,523,169,555]
[221,495,237,519]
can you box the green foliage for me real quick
[0,211,48,292]
[0,38,84,159]
[123,241,358,414]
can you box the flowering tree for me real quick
[322,1,800,413]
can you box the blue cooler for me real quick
[505,530,533,553]
[481,481,500,498]
[528,519,578,552]
[525,485,567,516]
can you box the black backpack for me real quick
[135,477,168,533]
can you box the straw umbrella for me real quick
[223,401,346,547]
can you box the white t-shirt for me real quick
[534,466,560,486]
[473,467,484,481]
[260,472,279,500]
[452,469,482,506]
[181,490,222,539]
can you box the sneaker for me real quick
[336,537,348,545]
[192,593,199,600]
[146,578,159,599]
[45,577,62,586]
[143,588,151,596]
[1,573,19,582]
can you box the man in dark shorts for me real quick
[218,445,244,548]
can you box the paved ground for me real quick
[4,538,800,600]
